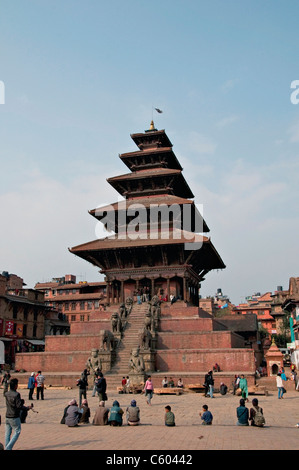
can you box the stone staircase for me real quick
[106,302,149,388]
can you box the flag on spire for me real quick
[154,108,163,113]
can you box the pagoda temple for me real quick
[15,123,257,390]
[69,121,225,304]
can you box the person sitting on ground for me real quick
[168,377,175,388]
[79,399,90,424]
[249,398,265,427]
[60,403,70,424]
[220,382,228,395]
[236,398,249,426]
[108,400,124,426]
[162,377,168,388]
[126,399,140,426]
[125,376,130,394]
[92,401,109,425]
[177,378,184,388]
[121,377,127,393]
[200,404,213,425]
[164,405,175,427]
[65,399,82,427]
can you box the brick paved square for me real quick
[1,384,298,451]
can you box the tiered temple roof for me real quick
[70,122,225,304]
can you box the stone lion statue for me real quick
[144,311,154,332]
[111,312,122,333]
[125,296,134,315]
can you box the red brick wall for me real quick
[45,334,103,352]
[15,351,89,372]
[159,318,226,332]
[157,331,244,349]
[70,319,110,335]
[155,348,256,373]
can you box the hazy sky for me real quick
[0,0,299,304]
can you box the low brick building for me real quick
[35,274,107,323]
[0,273,47,367]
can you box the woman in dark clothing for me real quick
[79,399,90,424]
[108,400,124,426]
[65,399,82,427]
[236,398,249,426]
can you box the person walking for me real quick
[27,372,36,400]
[276,372,284,399]
[77,371,89,408]
[239,374,248,402]
[35,371,45,400]
[205,371,214,398]
[143,375,154,405]
[4,377,32,450]
[95,372,107,403]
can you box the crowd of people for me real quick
[0,363,298,450]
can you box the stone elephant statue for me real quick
[99,329,115,351]
[138,327,152,350]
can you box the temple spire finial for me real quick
[145,120,157,133]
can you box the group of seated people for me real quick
[61,395,265,428]
[162,377,183,388]
[61,398,180,428]
[61,399,141,427]
[236,398,265,426]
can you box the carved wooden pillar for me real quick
[151,278,155,296]
[183,277,187,302]
[111,283,115,304]
[106,282,110,304]
[116,283,120,304]
[120,280,124,303]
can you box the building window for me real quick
[80,315,85,321]
[13,305,18,319]
[71,302,76,311]
[80,301,85,310]
[71,315,76,322]
[95,301,99,309]
[87,301,93,310]
[34,309,38,321]
[65,302,69,311]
